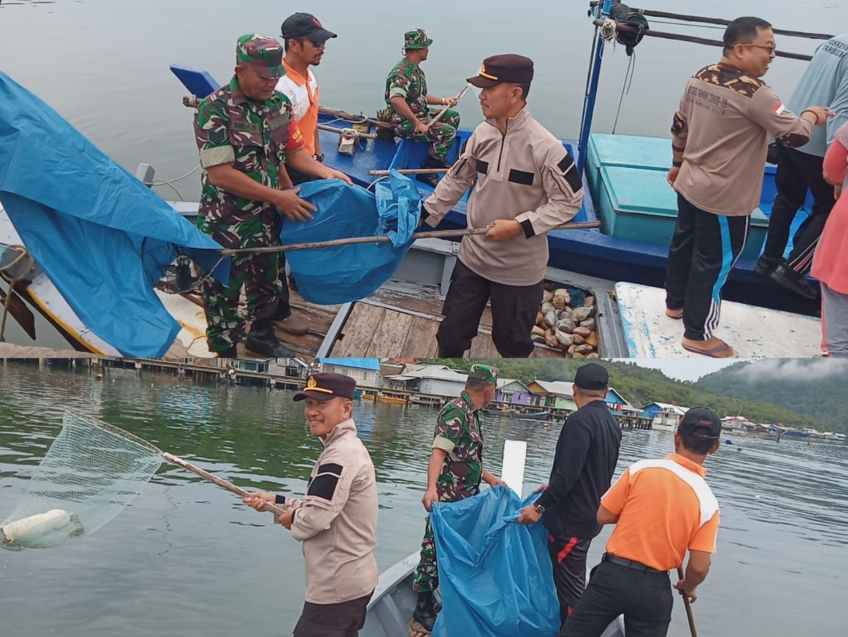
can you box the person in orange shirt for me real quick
[561,407,722,637]
[278,12,336,184]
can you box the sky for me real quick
[614,358,743,383]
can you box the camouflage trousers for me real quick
[199,216,283,353]
[392,109,460,160]
[413,515,438,593]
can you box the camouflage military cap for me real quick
[468,364,498,383]
[404,28,433,50]
[236,34,285,80]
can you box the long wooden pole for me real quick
[220,221,602,256]
[626,8,832,40]
[426,85,470,131]
[594,20,813,61]
[162,452,287,517]
[369,168,448,176]
[318,105,392,129]
[677,566,699,637]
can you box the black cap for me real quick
[677,407,722,440]
[281,13,337,42]
[573,363,609,391]
[466,54,534,88]
[293,373,356,402]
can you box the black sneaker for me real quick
[245,324,294,358]
[770,264,818,299]
[754,256,780,277]
[413,592,438,632]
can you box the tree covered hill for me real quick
[435,359,844,432]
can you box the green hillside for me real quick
[696,359,848,434]
[435,359,827,430]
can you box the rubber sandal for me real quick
[665,310,683,320]
[682,340,737,358]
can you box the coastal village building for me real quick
[318,358,382,389]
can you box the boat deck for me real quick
[616,283,823,358]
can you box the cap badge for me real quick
[306,376,317,389]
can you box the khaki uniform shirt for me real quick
[284,419,378,604]
[422,107,583,286]
[672,63,814,217]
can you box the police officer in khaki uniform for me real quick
[421,54,584,358]
[245,373,378,637]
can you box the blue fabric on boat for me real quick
[430,486,560,637]
[280,171,421,305]
[0,71,227,358]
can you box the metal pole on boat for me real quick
[577,0,614,176]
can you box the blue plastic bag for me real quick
[279,171,421,305]
[0,72,227,358]
[430,486,561,637]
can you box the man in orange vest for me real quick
[561,407,722,637]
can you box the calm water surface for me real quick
[0,364,846,636]
[1,0,846,347]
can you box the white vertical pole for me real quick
[501,440,528,498]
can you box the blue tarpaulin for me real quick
[280,172,421,305]
[0,72,227,358]
[430,486,561,637]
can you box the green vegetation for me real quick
[434,359,830,430]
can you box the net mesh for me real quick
[0,412,163,550]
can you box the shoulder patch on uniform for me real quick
[476,159,489,174]
[557,153,582,192]
[317,462,343,476]
[508,169,535,186]
[268,113,291,131]
[208,129,227,146]
[307,474,339,501]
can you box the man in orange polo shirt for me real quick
[277,12,335,185]
[561,407,722,637]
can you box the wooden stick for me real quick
[317,123,378,140]
[594,20,813,61]
[426,86,470,131]
[162,452,287,517]
[368,168,448,176]
[627,8,833,40]
[318,105,392,129]
[220,221,602,256]
[677,566,699,637]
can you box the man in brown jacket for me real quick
[245,373,378,637]
[421,54,584,358]
[666,16,831,358]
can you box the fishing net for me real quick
[0,412,163,550]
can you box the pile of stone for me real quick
[531,288,600,358]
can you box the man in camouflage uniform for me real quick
[384,29,460,188]
[194,34,350,358]
[413,364,508,631]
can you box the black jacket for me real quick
[537,400,622,539]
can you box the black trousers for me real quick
[561,559,673,637]
[762,145,835,274]
[666,194,750,341]
[436,259,544,358]
[293,591,373,637]
[547,533,592,628]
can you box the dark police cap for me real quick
[678,407,722,440]
[281,13,337,42]
[293,373,356,402]
[466,54,534,89]
[573,363,609,391]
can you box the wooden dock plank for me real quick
[399,316,441,358]
[365,311,415,358]
[468,332,502,358]
[330,303,386,357]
